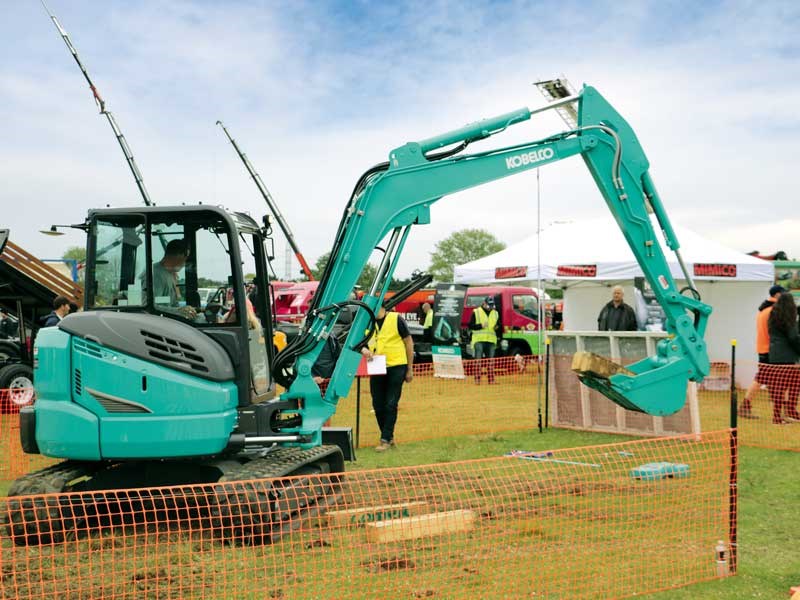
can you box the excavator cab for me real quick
[23,205,279,460]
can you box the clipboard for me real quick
[366,354,387,376]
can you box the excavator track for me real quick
[3,445,344,547]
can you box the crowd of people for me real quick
[740,285,800,424]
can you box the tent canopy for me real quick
[454,218,773,284]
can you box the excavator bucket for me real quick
[572,351,690,416]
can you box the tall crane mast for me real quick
[217,121,315,281]
[41,1,153,207]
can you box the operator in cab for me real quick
[148,239,197,320]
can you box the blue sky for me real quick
[2,0,799,277]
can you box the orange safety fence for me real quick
[547,348,800,452]
[0,391,55,485]
[699,359,800,452]
[0,430,734,599]
[329,356,544,448]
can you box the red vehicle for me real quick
[273,281,318,322]
[462,286,548,356]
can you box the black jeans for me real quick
[370,364,407,443]
[473,342,496,383]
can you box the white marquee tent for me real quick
[454,218,774,383]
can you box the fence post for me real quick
[543,337,550,431]
[728,339,738,574]
[355,376,361,449]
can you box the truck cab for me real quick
[461,286,548,357]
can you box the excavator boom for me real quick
[276,85,712,445]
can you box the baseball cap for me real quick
[769,285,786,297]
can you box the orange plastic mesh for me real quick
[0,431,734,599]
[0,391,55,482]
[701,359,800,451]
[330,356,544,447]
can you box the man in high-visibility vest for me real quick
[421,302,433,342]
[469,296,501,384]
[361,306,415,451]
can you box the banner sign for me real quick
[556,264,597,277]
[494,266,527,279]
[693,263,737,278]
[432,283,467,345]
[431,345,465,379]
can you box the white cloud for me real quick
[1,0,798,278]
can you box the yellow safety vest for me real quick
[471,307,498,345]
[368,312,408,367]
[423,310,433,328]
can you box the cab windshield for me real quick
[87,213,240,327]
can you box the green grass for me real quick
[1,427,795,599]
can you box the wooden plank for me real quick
[327,501,428,528]
[365,509,476,543]
[571,351,634,378]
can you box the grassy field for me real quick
[1,368,797,598]
[1,426,795,599]
[350,429,799,599]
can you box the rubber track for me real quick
[4,461,106,545]
[3,445,344,547]
[210,445,344,545]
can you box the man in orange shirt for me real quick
[740,285,785,418]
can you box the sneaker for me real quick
[772,418,788,425]
[784,415,800,423]
[374,440,395,452]
[739,409,759,420]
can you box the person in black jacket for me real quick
[597,286,638,331]
[42,296,71,327]
[766,292,800,424]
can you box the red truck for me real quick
[273,281,318,323]
[461,286,548,357]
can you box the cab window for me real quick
[88,217,146,308]
[512,294,538,319]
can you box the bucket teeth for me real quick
[571,351,634,379]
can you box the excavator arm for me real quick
[274,85,711,446]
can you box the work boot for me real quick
[374,439,395,452]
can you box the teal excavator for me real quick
[6,84,711,546]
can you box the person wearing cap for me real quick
[469,296,501,384]
[740,284,785,419]
[597,285,637,332]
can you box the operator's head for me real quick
[769,284,786,300]
[53,295,71,318]
[376,306,387,320]
[483,296,495,309]
[612,285,624,305]
[422,302,431,313]
[161,239,189,272]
